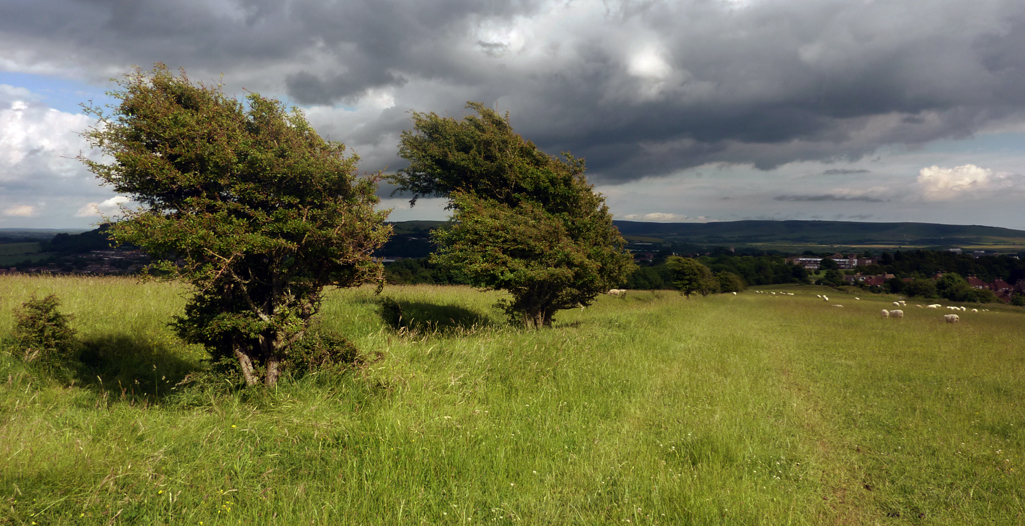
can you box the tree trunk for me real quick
[233,343,259,386]
[265,354,281,387]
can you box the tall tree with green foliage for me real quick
[80,65,392,386]
[666,256,717,298]
[390,102,634,327]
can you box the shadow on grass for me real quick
[74,334,203,404]
[380,298,498,335]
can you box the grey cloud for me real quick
[286,69,408,105]
[4,0,1025,184]
[823,169,871,175]
[774,194,886,203]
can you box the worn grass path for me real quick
[0,277,1022,524]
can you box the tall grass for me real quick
[0,277,1022,524]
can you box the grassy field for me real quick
[1,277,1023,524]
[0,243,47,267]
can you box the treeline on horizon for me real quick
[12,226,1025,303]
[386,245,1025,299]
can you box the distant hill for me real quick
[6,221,1025,261]
[611,220,1025,252]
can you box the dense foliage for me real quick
[12,294,78,372]
[391,102,634,327]
[80,64,392,386]
[862,249,1025,284]
[666,256,719,297]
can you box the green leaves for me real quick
[395,102,634,327]
[80,64,392,386]
[666,256,718,298]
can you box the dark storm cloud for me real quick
[286,69,408,105]
[4,0,1025,184]
[823,169,870,175]
[774,194,886,203]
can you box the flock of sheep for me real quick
[607,287,990,324]
[751,290,983,323]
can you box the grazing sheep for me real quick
[944,314,960,323]
[890,310,904,319]
[823,296,829,302]
[833,304,844,308]
[607,289,625,296]
[855,297,861,300]
[893,301,901,307]
[927,304,941,308]
[881,309,890,318]
[972,308,978,312]
[960,306,966,311]
[916,304,923,308]
[732,292,737,296]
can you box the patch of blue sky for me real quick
[0,71,114,114]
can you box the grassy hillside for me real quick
[1,277,1023,524]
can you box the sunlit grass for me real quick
[1,277,1022,524]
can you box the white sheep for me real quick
[944,314,960,323]
[972,308,978,313]
[927,304,941,309]
[833,304,844,308]
[890,309,904,319]
[733,292,737,295]
[893,301,901,307]
[855,297,861,300]
[881,309,889,318]
[823,296,829,302]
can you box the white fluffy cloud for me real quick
[74,196,131,218]
[3,205,36,217]
[0,86,116,227]
[620,212,712,222]
[916,164,1025,201]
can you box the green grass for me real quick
[0,242,47,266]
[1,277,1023,524]
[0,243,41,257]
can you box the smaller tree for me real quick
[886,277,906,294]
[789,263,810,282]
[905,278,937,298]
[819,257,839,271]
[667,256,714,298]
[391,102,634,327]
[1011,293,1025,307]
[816,269,844,287]
[717,271,746,293]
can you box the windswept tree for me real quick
[390,102,634,327]
[80,64,391,386]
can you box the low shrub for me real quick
[12,294,78,374]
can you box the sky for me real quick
[3,0,1025,230]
